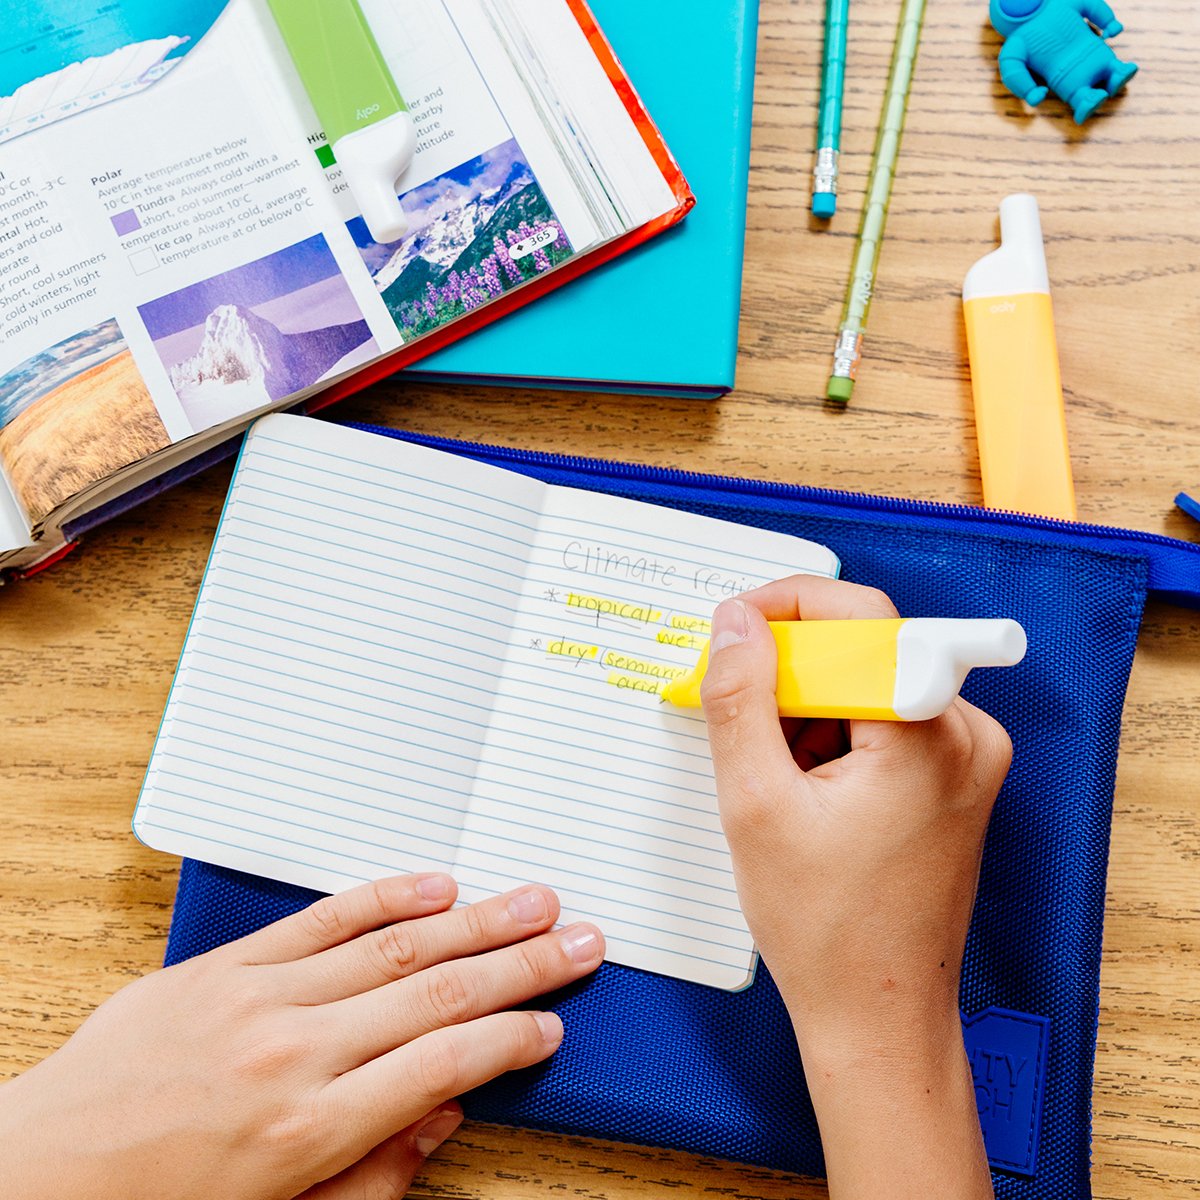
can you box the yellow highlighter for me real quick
[963,194,1076,521]
[662,618,1027,721]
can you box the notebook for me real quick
[0,0,691,577]
[406,0,760,398]
[133,414,839,989]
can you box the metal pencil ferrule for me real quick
[830,330,862,379]
[812,147,839,195]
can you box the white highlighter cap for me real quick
[962,193,1050,302]
[893,618,1027,721]
[334,109,418,245]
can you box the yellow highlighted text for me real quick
[602,650,686,680]
[606,671,665,696]
[567,591,662,624]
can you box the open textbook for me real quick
[135,416,841,989]
[0,0,689,573]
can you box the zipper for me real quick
[346,422,1200,601]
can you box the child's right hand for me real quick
[701,575,1010,1200]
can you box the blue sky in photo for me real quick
[138,234,341,340]
[0,318,125,429]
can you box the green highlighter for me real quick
[267,0,416,244]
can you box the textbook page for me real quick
[0,0,680,555]
[136,416,840,988]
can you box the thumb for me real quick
[701,599,797,829]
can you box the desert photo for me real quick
[0,319,169,524]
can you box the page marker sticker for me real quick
[963,1007,1050,1177]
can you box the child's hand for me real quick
[701,576,1009,1199]
[1,876,603,1200]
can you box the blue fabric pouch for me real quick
[163,423,1200,1200]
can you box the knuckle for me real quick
[513,942,557,993]
[976,717,1014,785]
[942,708,978,763]
[301,895,349,945]
[261,1096,324,1162]
[461,901,492,945]
[226,971,275,1018]
[230,1031,308,1084]
[424,968,474,1026]
[855,585,899,618]
[700,671,756,730]
[413,1035,464,1099]
[375,922,420,977]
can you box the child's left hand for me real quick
[0,874,603,1200]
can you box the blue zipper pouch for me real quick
[163,423,1200,1199]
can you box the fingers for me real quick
[701,599,799,830]
[739,574,900,623]
[327,1010,562,1161]
[298,1104,462,1200]
[232,874,459,966]
[322,923,603,1068]
[275,885,561,1004]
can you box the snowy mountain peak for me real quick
[169,304,283,393]
[371,163,536,292]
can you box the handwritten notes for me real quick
[134,414,839,989]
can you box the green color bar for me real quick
[266,0,406,146]
[826,0,927,403]
[314,143,336,168]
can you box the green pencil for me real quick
[826,0,927,405]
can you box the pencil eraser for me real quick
[826,375,854,404]
[812,192,837,219]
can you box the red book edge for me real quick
[307,0,693,415]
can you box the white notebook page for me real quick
[135,414,839,988]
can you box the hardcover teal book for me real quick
[407,0,760,399]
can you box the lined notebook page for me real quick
[135,416,544,890]
[453,484,839,989]
[135,414,840,989]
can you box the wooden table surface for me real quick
[3,1,1199,1196]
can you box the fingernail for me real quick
[416,874,453,901]
[559,923,602,964]
[507,886,550,925]
[414,1105,463,1158]
[533,1010,563,1049]
[710,600,749,654]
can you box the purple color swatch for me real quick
[111,209,141,237]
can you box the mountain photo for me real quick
[348,138,574,339]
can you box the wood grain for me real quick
[2,1,1198,1196]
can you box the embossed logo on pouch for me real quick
[962,1007,1050,1177]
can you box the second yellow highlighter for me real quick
[662,617,1026,722]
